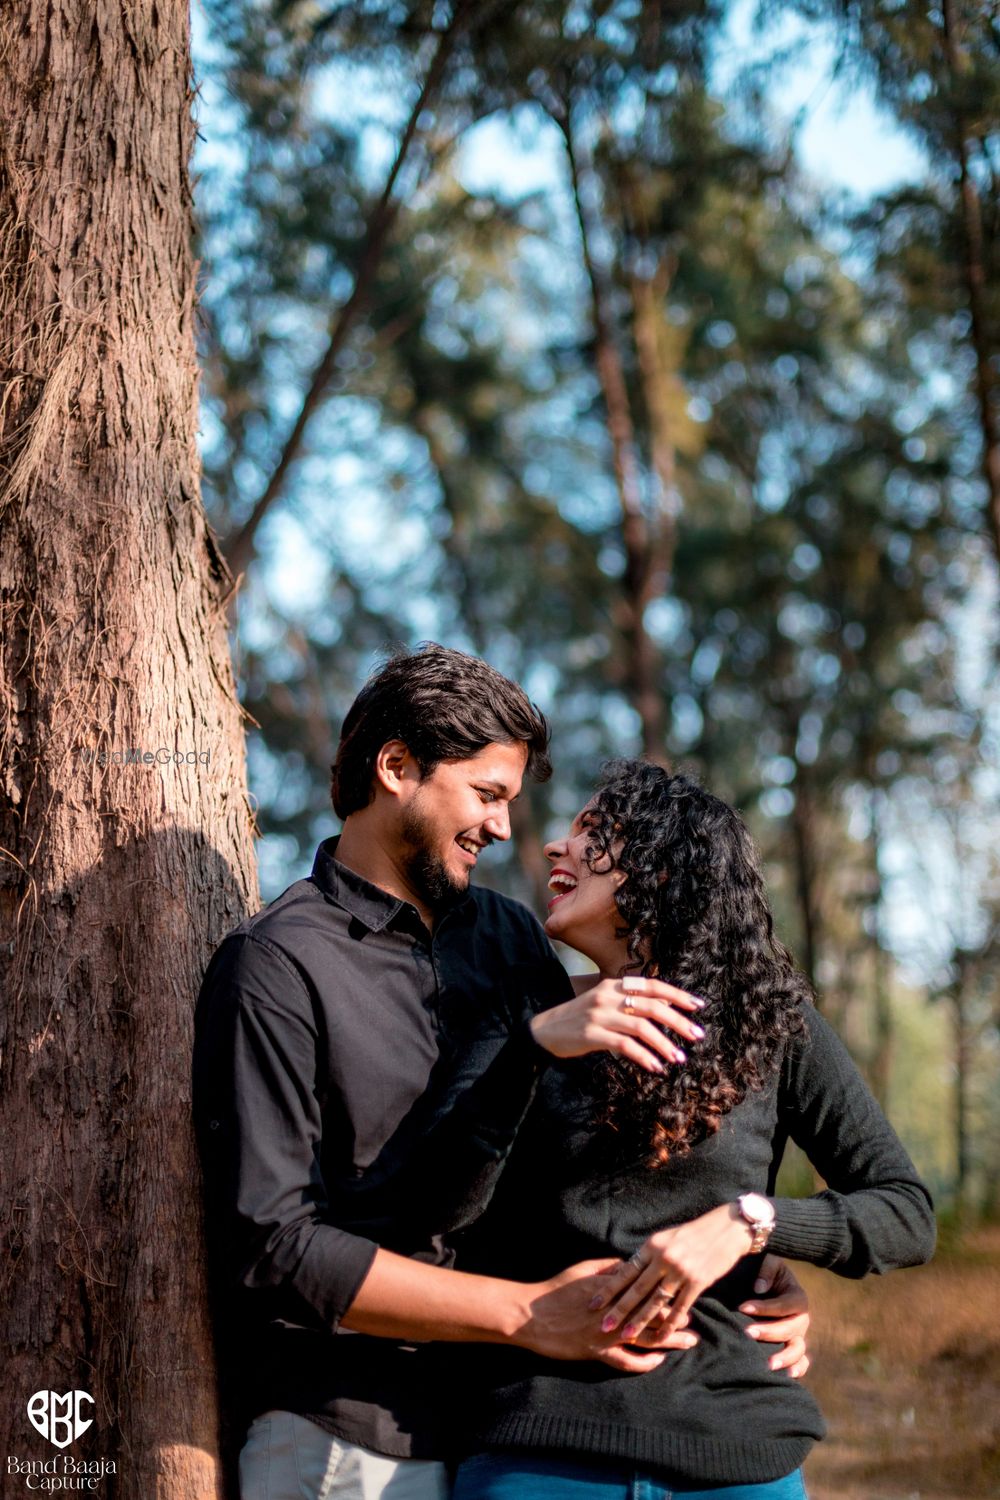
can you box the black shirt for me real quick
[192,836,570,1458]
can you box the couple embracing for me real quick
[193,644,934,1500]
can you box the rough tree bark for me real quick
[0,5,258,1497]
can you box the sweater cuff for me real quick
[767,1192,846,1266]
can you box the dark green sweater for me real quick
[439,1006,935,1487]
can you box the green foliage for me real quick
[193,0,1000,1219]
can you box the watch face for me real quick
[741,1193,775,1224]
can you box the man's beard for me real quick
[399,802,470,912]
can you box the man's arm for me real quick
[340,1246,693,1371]
[191,933,690,1372]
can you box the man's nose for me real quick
[483,805,512,842]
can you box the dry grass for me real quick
[800,1226,1000,1499]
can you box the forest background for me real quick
[196,0,999,1222]
[195,3,1000,1490]
[1,1,998,1497]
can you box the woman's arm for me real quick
[765,1006,936,1276]
[400,976,706,1235]
[590,1006,935,1337]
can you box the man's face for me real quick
[396,741,528,911]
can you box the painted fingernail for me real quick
[601,1315,618,1333]
[588,1295,604,1310]
[622,1325,638,1340]
[742,1303,758,1314]
[673,1048,686,1063]
[746,1327,761,1339]
[754,1278,768,1293]
[690,1024,705,1038]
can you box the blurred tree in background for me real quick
[193,0,999,1223]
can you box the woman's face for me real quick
[543,802,629,972]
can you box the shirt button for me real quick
[209,1119,220,1131]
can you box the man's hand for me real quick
[738,1254,811,1379]
[515,1258,699,1373]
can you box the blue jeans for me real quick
[451,1454,808,1500]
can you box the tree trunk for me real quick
[222,0,471,587]
[867,791,893,1108]
[789,764,820,998]
[940,0,1000,577]
[558,112,667,763]
[952,976,971,1229]
[0,6,258,1497]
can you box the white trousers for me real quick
[239,1409,450,1500]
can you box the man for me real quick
[193,645,808,1500]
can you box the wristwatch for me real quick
[737,1193,776,1253]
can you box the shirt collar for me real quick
[310,836,477,933]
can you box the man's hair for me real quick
[330,643,552,819]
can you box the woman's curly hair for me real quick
[582,758,810,1166]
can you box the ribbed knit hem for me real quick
[475,1414,814,1487]
[769,1191,846,1265]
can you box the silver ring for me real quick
[620,994,636,1014]
[628,1250,646,1268]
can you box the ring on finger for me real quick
[628,1250,647,1269]
[620,978,642,1013]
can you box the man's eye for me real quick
[477,789,497,803]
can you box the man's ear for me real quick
[373,739,420,799]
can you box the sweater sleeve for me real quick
[766,1007,936,1277]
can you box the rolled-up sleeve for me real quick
[193,934,377,1330]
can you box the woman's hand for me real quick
[516,1258,700,1373]
[588,1204,756,1337]
[529,976,705,1073]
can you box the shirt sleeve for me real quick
[399,940,575,1236]
[192,933,378,1331]
[766,1006,936,1277]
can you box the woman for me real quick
[446,759,935,1500]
